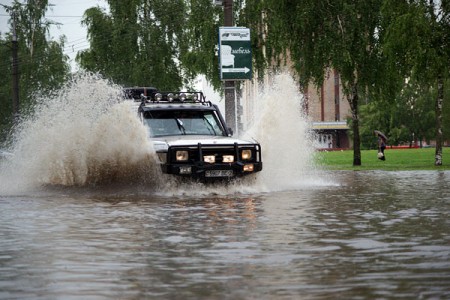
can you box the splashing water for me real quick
[168,73,329,196]
[0,73,161,194]
[240,73,322,192]
[0,72,329,195]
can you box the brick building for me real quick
[305,69,351,149]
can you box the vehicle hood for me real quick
[151,135,258,152]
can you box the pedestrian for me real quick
[375,131,386,161]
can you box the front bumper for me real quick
[159,142,262,179]
[162,161,263,178]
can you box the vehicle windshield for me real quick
[143,110,226,137]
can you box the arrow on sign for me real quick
[222,67,251,74]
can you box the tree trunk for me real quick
[348,82,361,166]
[434,75,444,166]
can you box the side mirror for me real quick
[228,128,233,136]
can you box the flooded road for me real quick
[1,170,449,299]
[0,74,449,298]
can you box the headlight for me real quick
[204,155,215,163]
[241,149,252,160]
[176,150,189,161]
[223,155,234,163]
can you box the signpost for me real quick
[219,27,252,81]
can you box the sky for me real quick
[0,0,108,70]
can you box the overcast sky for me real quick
[0,0,107,70]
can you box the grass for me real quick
[315,147,450,171]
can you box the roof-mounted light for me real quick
[155,93,162,102]
[167,93,174,102]
[179,93,186,102]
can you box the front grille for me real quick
[168,143,260,164]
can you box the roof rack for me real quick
[140,91,211,106]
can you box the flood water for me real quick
[1,170,449,299]
[1,74,449,299]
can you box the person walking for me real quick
[374,130,387,161]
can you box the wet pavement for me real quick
[1,170,449,299]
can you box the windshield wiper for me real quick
[203,117,217,135]
[175,118,186,135]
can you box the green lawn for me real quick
[315,147,450,170]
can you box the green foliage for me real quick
[381,0,449,84]
[77,0,225,90]
[381,0,449,165]
[359,77,436,149]
[444,79,450,141]
[257,0,386,165]
[0,0,70,144]
[179,0,223,89]
[0,37,13,143]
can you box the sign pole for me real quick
[223,0,236,135]
[11,11,20,122]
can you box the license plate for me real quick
[205,170,234,178]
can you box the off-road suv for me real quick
[125,88,262,181]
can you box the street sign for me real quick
[218,27,252,80]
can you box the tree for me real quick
[0,0,70,144]
[359,77,436,149]
[381,0,450,165]
[77,0,224,90]
[253,0,385,166]
[0,36,13,143]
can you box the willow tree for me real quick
[0,0,69,143]
[77,0,181,89]
[248,0,385,166]
[177,0,223,88]
[381,0,449,166]
[77,0,226,90]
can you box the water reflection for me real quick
[0,171,449,299]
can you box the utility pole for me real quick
[11,11,20,122]
[223,0,236,135]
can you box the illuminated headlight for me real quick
[223,155,234,163]
[204,155,215,163]
[241,149,252,160]
[176,150,188,161]
[243,164,254,172]
[155,93,162,102]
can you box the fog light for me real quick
[223,155,234,163]
[241,149,252,160]
[243,164,254,172]
[179,166,192,174]
[204,155,215,163]
[176,150,188,161]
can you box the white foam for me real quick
[162,73,334,196]
[0,72,334,196]
[0,73,161,194]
